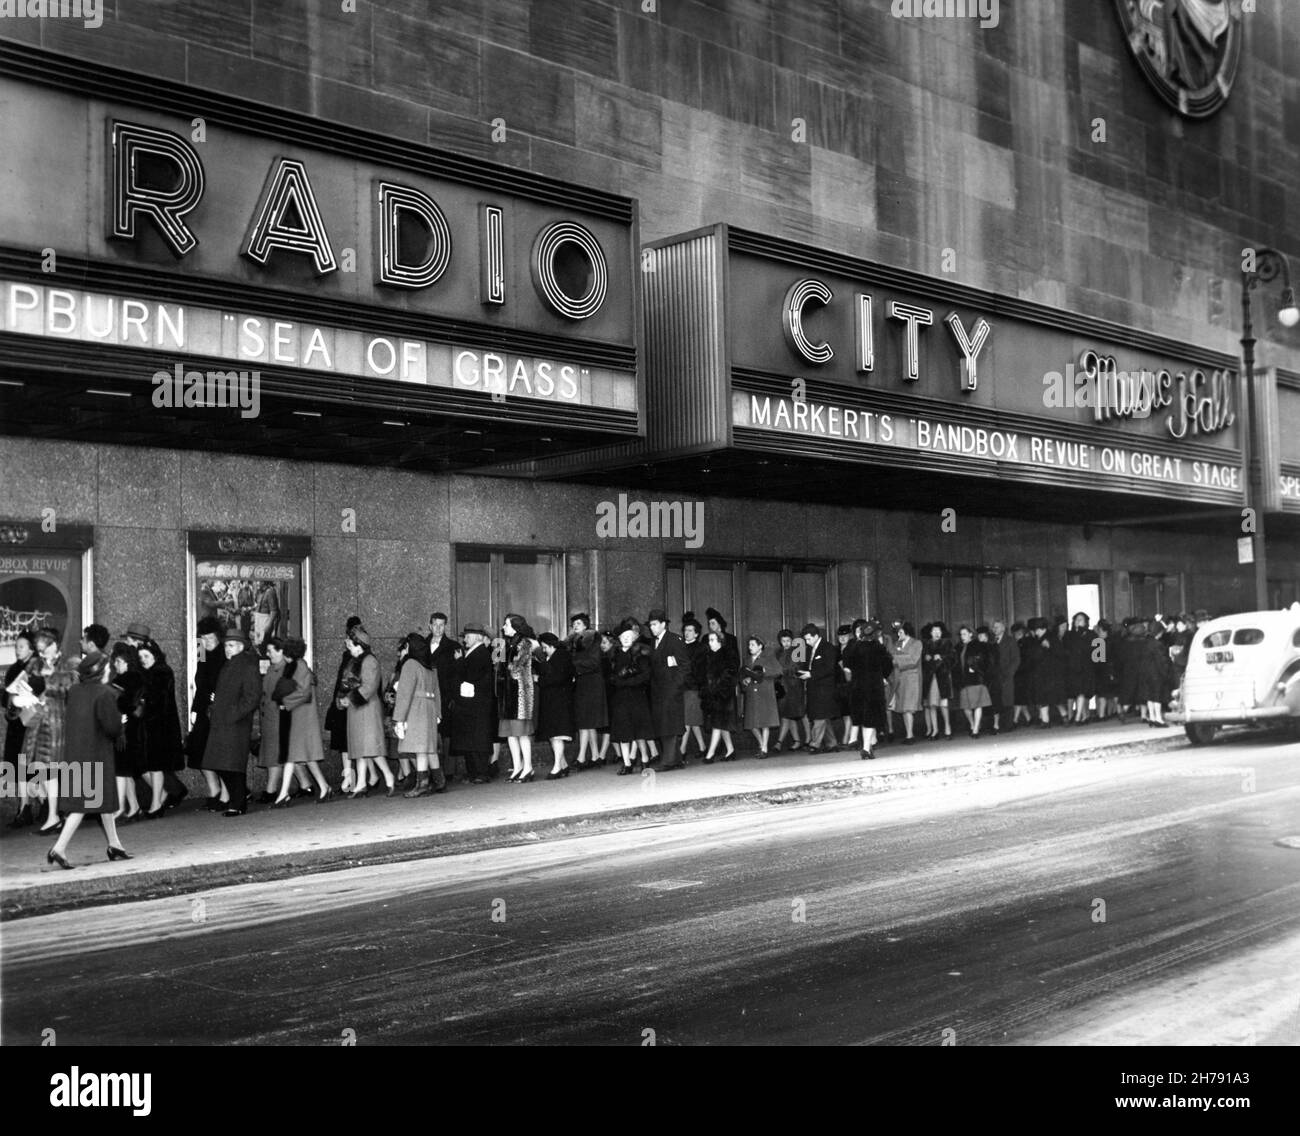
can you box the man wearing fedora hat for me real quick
[202,628,262,815]
[646,609,687,770]
[451,623,496,783]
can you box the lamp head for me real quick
[1278,286,1300,328]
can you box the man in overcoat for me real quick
[203,629,262,816]
[646,609,687,770]
[799,623,840,753]
[451,623,496,784]
[427,611,462,779]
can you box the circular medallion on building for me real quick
[1113,0,1243,118]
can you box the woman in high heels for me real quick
[271,637,335,804]
[27,627,75,837]
[498,614,539,781]
[700,631,738,762]
[46,652,131,869]
[535,632,575,778]
[608,618,653,773]
[109,643,146,822]
[137,640,185,819]
[343,627,395,796]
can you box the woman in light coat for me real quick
[740,636,782,756]
[343,627,396,797]
[393,632,443,797]
[890,622,922,744]
[270,637,333,805]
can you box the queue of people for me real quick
[1,604,1209,867]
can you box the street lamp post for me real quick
[1240,247,1299,611]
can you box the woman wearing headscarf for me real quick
[1063,612,1096,725]
[890,621,922,744]
[535,632,576,778]
[188,616,229,811]
[109,642,146,822]
[3,630,39,828]
[740,634,782,757]
[27,627,78,835]
[44,651,130,869]
[609,617,653,774]
[679,614,708,759]
[567,613,606,769]
[701,628,740,763]
[955,625,992,738]
[833,624,857,750]
[921,622,955,741]
[137,639,185,819]
[264,636,333,804]
[497,613,538,782]
[325,615,363,793]
[342,625,395,797]
[842,619,894,759]
[390,632,443,798]
[773,628,806,752]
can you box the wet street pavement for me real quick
[4,733,1298,1045]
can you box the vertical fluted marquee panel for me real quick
[642,228,728,455]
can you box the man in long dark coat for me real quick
[646,608,687,770]
[188,615,228,809]
[202,628,262,815]
[451,623,496,783]
[427,611,462,779]
[799,623,840,753]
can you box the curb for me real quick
[0,732,1186,919]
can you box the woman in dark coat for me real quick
[841,620,894,759]
[109,642,146,821]
[921,622,955,740]
[137,639,185,819]
[679,616,708,759]
[976,626,1002,732]
[774,628,806,751]
[1167,614,1195,696]
[451,624,497,784]
[700,629,740,763]
[1093,620,1119,720]
[833,624,856,749]
[3,630,38,828]
[609,619,653,774]
[1133,619,1171,727]
[1062,612,1096,724]
[955,626,992,737]
[567,613,606,768]
[535,632,575,778]
[1011,622,1033,725]
[1028,618,1066,727]
[324,615,362,792]
[203,629,263,815]
[45,652,129,869]
[187,616,228,810]
[598,630,618,765]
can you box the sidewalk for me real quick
[0,721,1188,918]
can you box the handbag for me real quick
[272,675,297,702]
[774,679,787,701]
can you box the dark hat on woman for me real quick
[224,628,250,647]
[836,623,853,637]
[1027,617,1049,632]
[282,636,307,659]
[110,641,138,665]
[569,612,591,627]
[682,612,702,634]
[399,631,430,666]
[705,607,727,629]
[345,615,362,631]
[197,615,223,637]
[538,632,561,648]
[616,616,640,636]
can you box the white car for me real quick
[1168,602,1300,746]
